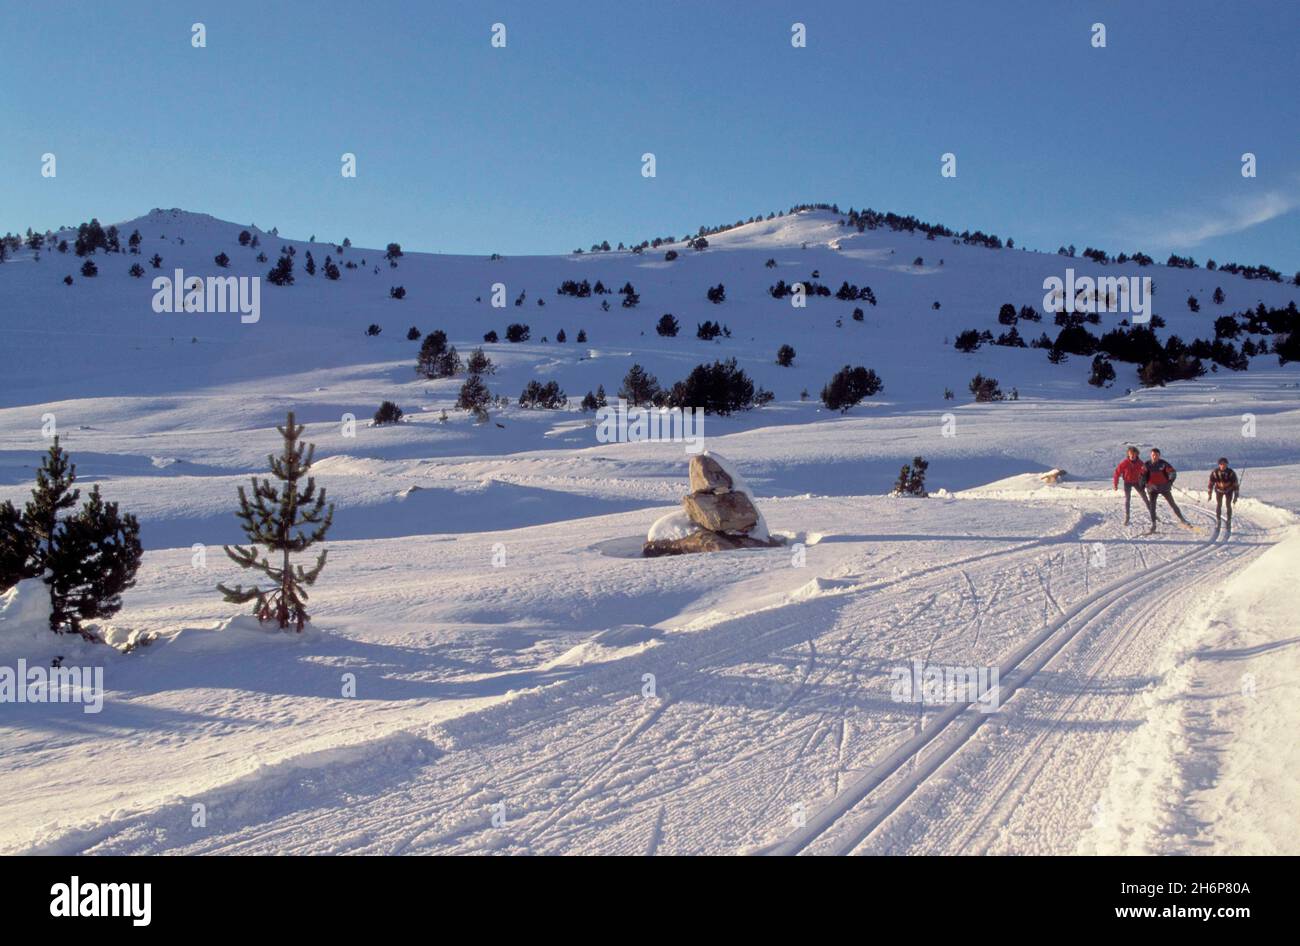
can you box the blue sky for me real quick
[4,0,1298,268]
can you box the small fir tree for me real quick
[217,413,334,631]
[892,457,929,497]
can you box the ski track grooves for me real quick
[29,501,1276,856]
[765,504,1229,857]
[32,509,1095,855]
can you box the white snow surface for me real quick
[1,207,1298,854]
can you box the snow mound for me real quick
[0,579,113,662]
[593,624,663,647]
[159,615,322,653]
[0,580,62,663]
[646,511,700,542]
[0,578,52,635]
[546,625,663,669]
[968,471,1066,494]
[788,576,859,601]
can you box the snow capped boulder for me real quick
[643,451,780,556]
[688,454,733,494]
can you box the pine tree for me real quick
[267,253,294,286]
[0,438,142,635]
[619,364,660,406]
[217,414,334,631]
[0,499,34,590]
[23,438,80,567]
[417,331,455,377]
[46,486,142,636]
[466,348,494,375]
[457,374,491,414]
[893,457,929,497]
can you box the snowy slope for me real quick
[1,206,1298,855]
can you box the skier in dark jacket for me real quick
[1112,446,1146,526]
[1139,448,1189,532]
[1207,457,1240,528]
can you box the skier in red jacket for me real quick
[1139,448,1190,533]
[1112,446,1146,526]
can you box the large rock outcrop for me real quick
[643,453,780,557]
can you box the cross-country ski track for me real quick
[15,486,1284,857]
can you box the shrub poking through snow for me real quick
[1088,354,1116,388]
[519,380,567,409]
[373,401,403,425]
[820,365,884,413]
[506,323,530,343]
[776,344,795,366]
[267,254,293,286]
[657,314,679,337]
[969,373,1004,402]
[892,456,929,497]
[696,320,722,341]
[217,412,334,632]
[0,438,143,637]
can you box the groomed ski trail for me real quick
[23,495,1280,856]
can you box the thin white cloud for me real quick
[1124,183,1300,249]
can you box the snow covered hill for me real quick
[1,205,1298,855]
[4,206,1297,413]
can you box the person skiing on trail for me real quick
[1112,446,1146,526]
[1139,448,1190,533]
[1207,457,1240,530]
